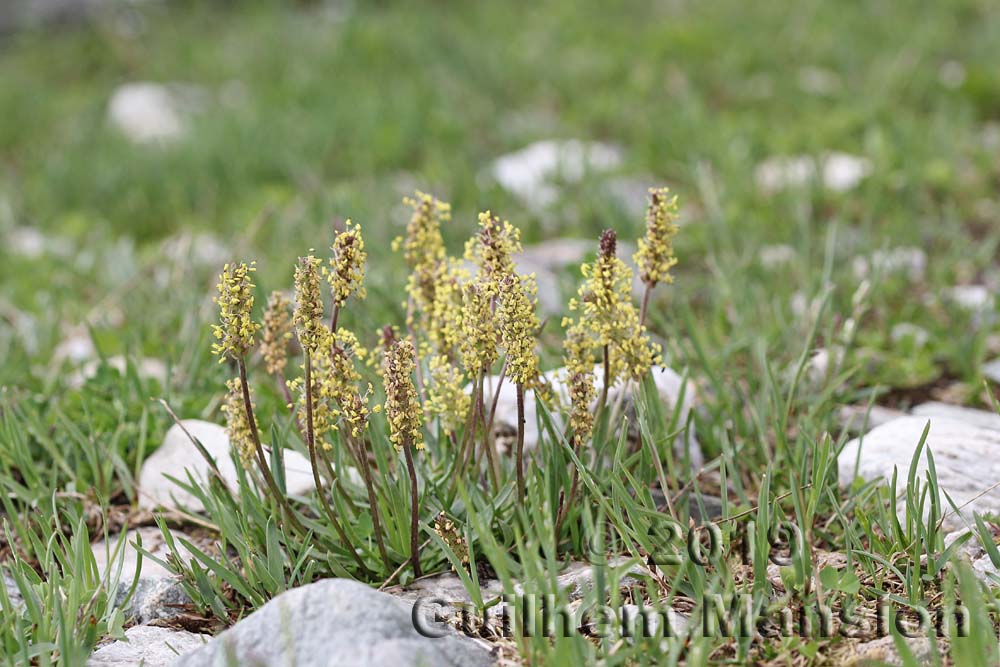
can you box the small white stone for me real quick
[758,244,797,268]
[138,419,317,513]
[839,415,1000,531]
[755,152,871,193]
[89,626,210,667]
[948,284,992,311]
[490,140,623,210]
[797,66,841,95]
[890,322,930,347]
[108,82,204,144]
[67,355,169,389]
[983,358,1000,384]
[911,402,1000,432]
[852,247,926,281]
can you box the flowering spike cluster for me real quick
[260,291,293,376]
[460,282,497,373]
[327,220,368,307]
[425,354,470,435]
[382,339,424,451]
[396,191,448,271]
[465,211,522,295]
[634,187,679,286]
[425,259,469,358]
[565,229,661,384]
[293,255,326,353]
[221,378,256,467]
[567,370,596,444]
[497,273,540,386]
[212,262,261,361]
[289,327,372,445]
[434,514,469,566]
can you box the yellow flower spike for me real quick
[460,281,497,373]
[464,211,522,295]
[397,191,449,271]
[327,220,367,308]
[260,291,293,376]
[221,378,257,468]
[211,261,261,361]
[497,273,540,386]
[293,255,325,353]
[425,354,471,436]
[382,339,424,452]
[634,187,680,287]
[568,229,661,385]
[567,369,596,444]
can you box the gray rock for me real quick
[479,364,701,467]
[839,416,1000,531]
[490,140,623,211]
[176,578,494,667]
[852,247,927,282]
[984,358,1000,385]
[911,402,1000,432]
[842,636,935,666]
[2,572,23,610]
[138,420,316,513]
[89,626,210,667]
[91,527,200,623]
[944,528,1000,584]
[755,152,871,193]
[837,404,906,435]
[108,82,206,144]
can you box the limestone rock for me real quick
[490,140,622,211]
[88,626,210,667]
[911,402,1000,432]
[839,416,1000,531]
[138,420,316,513]
[91,527,201,622]
[175,579,494,667]
[108,82,205,144]
[477,364,700,467]
[755,152,871,193]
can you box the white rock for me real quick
[851,247,927,281]
[89,626,210,667]
[477,365,701,467]
[911,402,1000,431]
[758,244,797,269]
[839,416,1000,531]
[983,358,1000,384]
[67,355,169,389]
[53,330,96,365]
[7,226,46,258]
[490,140,623,210]
[890,322,930,347]
[837,404,906,434]
[843,636,935,667]
[175,579,493,667]
[108,82,203,144]
[943,528,1000,583]
[797,66,841,95]
[92,527,199,622]
[948,284,992,311]
[755,152,871,193]
[138,420,317,513]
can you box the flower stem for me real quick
[238,358,302,532]
[598,344,610,411]
[639,281,654,328]
[304,352,372,576]
[515,382,526,503]
[351,433,391,571]
[402,439,422,577]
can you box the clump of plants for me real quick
[203,187,681,589]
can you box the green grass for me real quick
[2,0,1000,664]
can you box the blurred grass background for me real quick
[0,0,998,391]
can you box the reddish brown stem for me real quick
[515,383,526,503]
[403,441,422,577]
